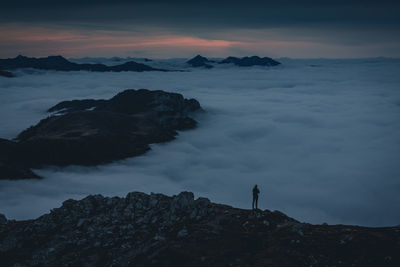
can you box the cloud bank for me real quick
[0,58,400,227]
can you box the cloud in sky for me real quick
[0,0,399,57]
[0,25,243,58]
[1,25,399,58]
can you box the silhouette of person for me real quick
[252,184,260,210]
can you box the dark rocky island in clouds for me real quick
[0,55,282,77]
[0,89,202,180]
[0,55,168,73]
[186,55,281,69]
[220,56,281,67]
[0,191,398,266]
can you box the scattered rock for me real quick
[291,223,304,236]
[177,228,189,238]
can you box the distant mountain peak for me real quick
[187,55,213,68]
[194,54,208,60]
[15,55,28,60]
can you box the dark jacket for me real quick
[253,186,260,197]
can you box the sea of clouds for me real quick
[0,58,399,226]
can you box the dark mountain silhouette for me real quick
[0,191,398,266]
[220,56,281,66]
[0,89,202,180]
[0,55,168,72]
[187,55,213,68]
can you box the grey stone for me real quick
[177,228,189,238]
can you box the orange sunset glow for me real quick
[1,23,399,58]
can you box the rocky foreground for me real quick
[0,192,399,266]
[0,89,201,179]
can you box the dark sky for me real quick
[1,0,399,58]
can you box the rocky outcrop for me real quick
[0,89,202,179]
[0,70,14,78]
[0,55,168,72]
[187,55,213,69]
[0,191,398,266]
[219,56,281,67]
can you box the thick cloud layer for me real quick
[0,58,399,226]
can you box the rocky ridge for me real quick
[0,191,399,266]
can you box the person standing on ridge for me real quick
[252,184,260,210]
